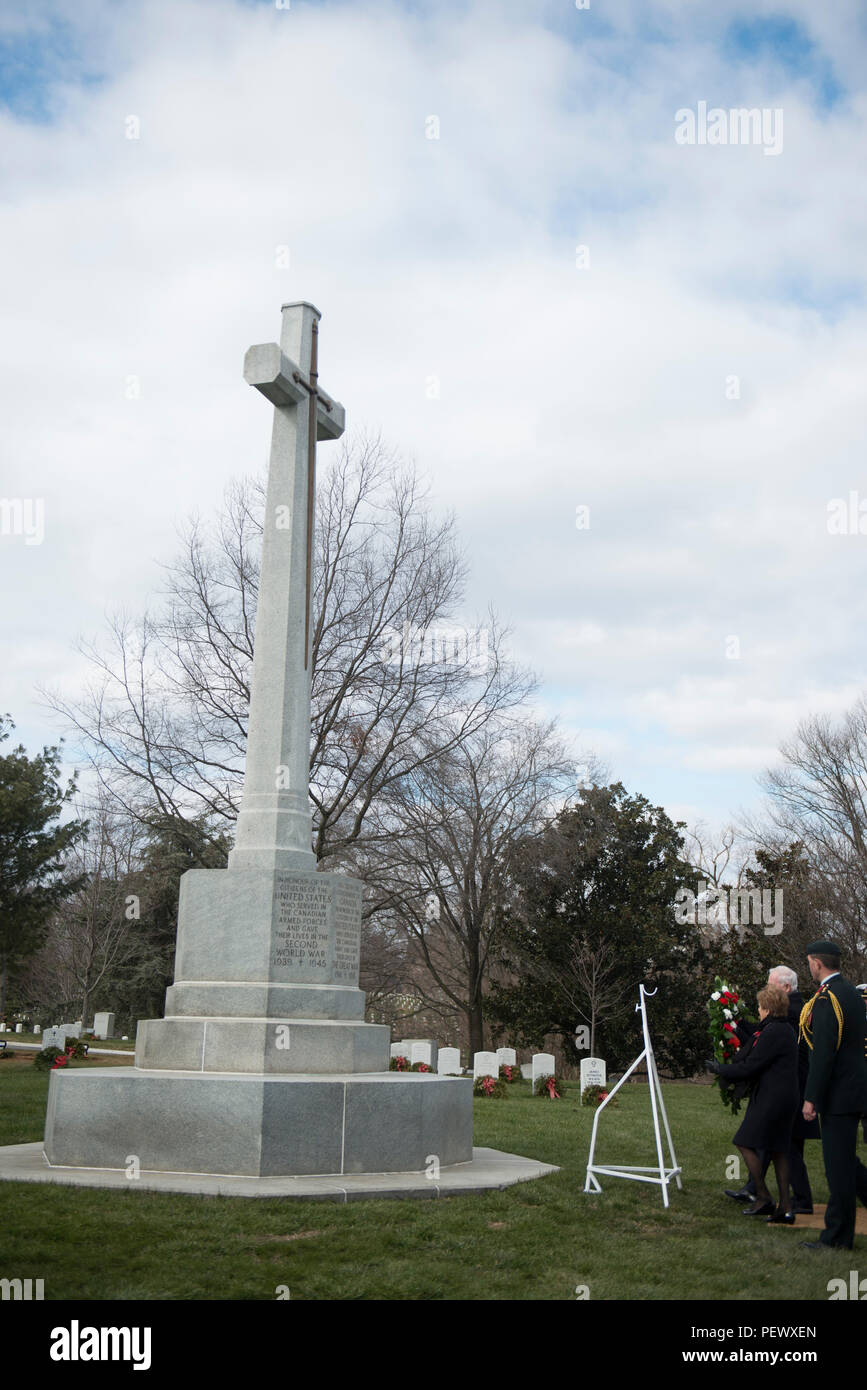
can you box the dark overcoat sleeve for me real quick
[733,1019,759,1049]
[716,1026,780,1083]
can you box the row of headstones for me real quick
[476,1051,608,1095]
[39,1014,118,1049]
[390,1039,606,1093]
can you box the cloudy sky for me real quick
[2,0,866,837]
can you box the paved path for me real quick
[0,1142,559,1201]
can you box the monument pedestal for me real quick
[45,1069,472,1178]
[44,866,474,1178]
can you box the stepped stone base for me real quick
[135,1016,390,1074]
[44,1068,474,1177]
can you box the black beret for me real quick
[805,940,841,958]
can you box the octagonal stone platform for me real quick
[44,1068,474,1177]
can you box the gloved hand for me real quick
[705,1058,722,1075]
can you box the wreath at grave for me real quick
[473,1075,507,1098]
[498,1064,521,1083]
[33,1046,64,1072]
[581,1083,616,1108]
[533,1074,565,1099]
[410,1061,432,1072]
[389,1054,410,1071]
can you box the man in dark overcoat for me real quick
[799,941,867,1251]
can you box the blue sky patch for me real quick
[724,15,843,109]
[0,23,104,124]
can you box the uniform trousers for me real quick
[818,1112,867,1249]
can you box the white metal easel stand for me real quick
[584,983,682,1208]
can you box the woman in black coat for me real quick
[707,984,800,1222]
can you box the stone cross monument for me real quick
[230,303,342,875]
[44,302,473,1179]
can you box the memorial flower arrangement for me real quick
[33,1046,64,1072]
[473,1074,507,1098]
[499,1064,521,1084]
[533,1074,564,1099]
[410,1061,431,1072]
[63,1037,89,1060]
[389,1054,410,1071]
[581,1083,616,1108]
[707,976,747,1115]
[52,1053,70,1069]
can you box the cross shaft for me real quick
[228,302,345,873]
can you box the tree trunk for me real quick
[467,999,485,1056]
[0,956,7,1019]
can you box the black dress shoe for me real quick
[743,1199,774,1216]
[724,1188,753,1202]
[767,1209,795,1225]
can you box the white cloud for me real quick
[1,0,866,831]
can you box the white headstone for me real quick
[93,1012,116,1040]
[473,1051,499,1079]
[34,1025,42,1036]
[397,1038,437,1070]
[496,1047,516,1067]
[531,1053,556,1092]
[409,1040,436,1069]
[437,1047,461,1075]
[15,1023,23,1033]
[390,1042,410,1059]
[520,1062,533,1080]
[580,1057,606,1097]
[72,1021,82,1034]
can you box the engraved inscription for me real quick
[271,878,330,977]
[333,885,361,984]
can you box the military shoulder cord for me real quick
[798,988,844,1052]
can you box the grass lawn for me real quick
[1,1069,864,1301]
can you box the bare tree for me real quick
[23,798,142,1028]
[682,822,751,933]
[355,716,580,1054]
[756,697,867,972]
[44,435,533,864]
[508,937,630,1059]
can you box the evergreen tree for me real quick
[0,716,88,1017]
[486,783,711,1074]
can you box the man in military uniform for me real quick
[799,940,867,1251]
